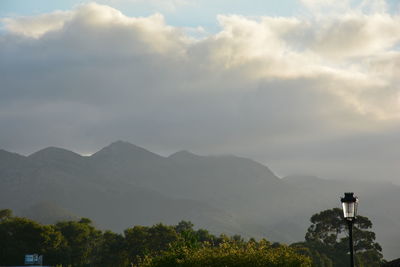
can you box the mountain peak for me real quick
[29,147,82,161]
[91,141,163,160]
[109,140,132,147]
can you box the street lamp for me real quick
[341,192,358,267]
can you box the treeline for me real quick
[0,209,309,266]
[0,208,384,267]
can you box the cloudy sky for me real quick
[1,0,400,183]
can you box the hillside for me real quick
[0,141,399,259]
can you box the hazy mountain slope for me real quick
[165,152,326,239]
[86,143,320,237]
[0,149,38,185]
[86,143,323,241]
[0,149,30,171]
[18,201,80,224]
[1,142,399,259]
[0,145,239,234]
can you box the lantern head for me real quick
[341,192,358,220]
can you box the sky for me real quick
[1,0,400,183]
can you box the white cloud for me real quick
[310,14,400,59]
[1,2,400,180]
[2,11,73,38]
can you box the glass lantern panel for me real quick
[342,202,355,218]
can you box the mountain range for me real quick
[0,141,399,259]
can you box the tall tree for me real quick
[55,218,101,266]
[124,223,179,264]
[300,208,383,267]
[93,230,129,267]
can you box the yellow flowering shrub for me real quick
[138,240,311,267]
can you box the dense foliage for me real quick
[291,208,384,267]
[0,208,384,266]
[139,240,311,267]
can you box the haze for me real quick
[1,0,400,183]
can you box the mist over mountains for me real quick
[1,141,399,259]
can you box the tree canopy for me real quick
[293,208,384,267]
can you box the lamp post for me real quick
[341,192,358,267]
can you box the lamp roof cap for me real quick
[341,192,358,203]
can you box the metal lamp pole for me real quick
[341,192,358,267]
[347,219,354,267]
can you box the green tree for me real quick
[93,230,129,267]
[302,208,383,267]
[55,218,101,266]
[174,220,194,234]
[0,213,64,266]
[173,221,218,249]
[0,209,12,221]
[124,223,179,264]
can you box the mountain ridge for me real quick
[1,141,399,259]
